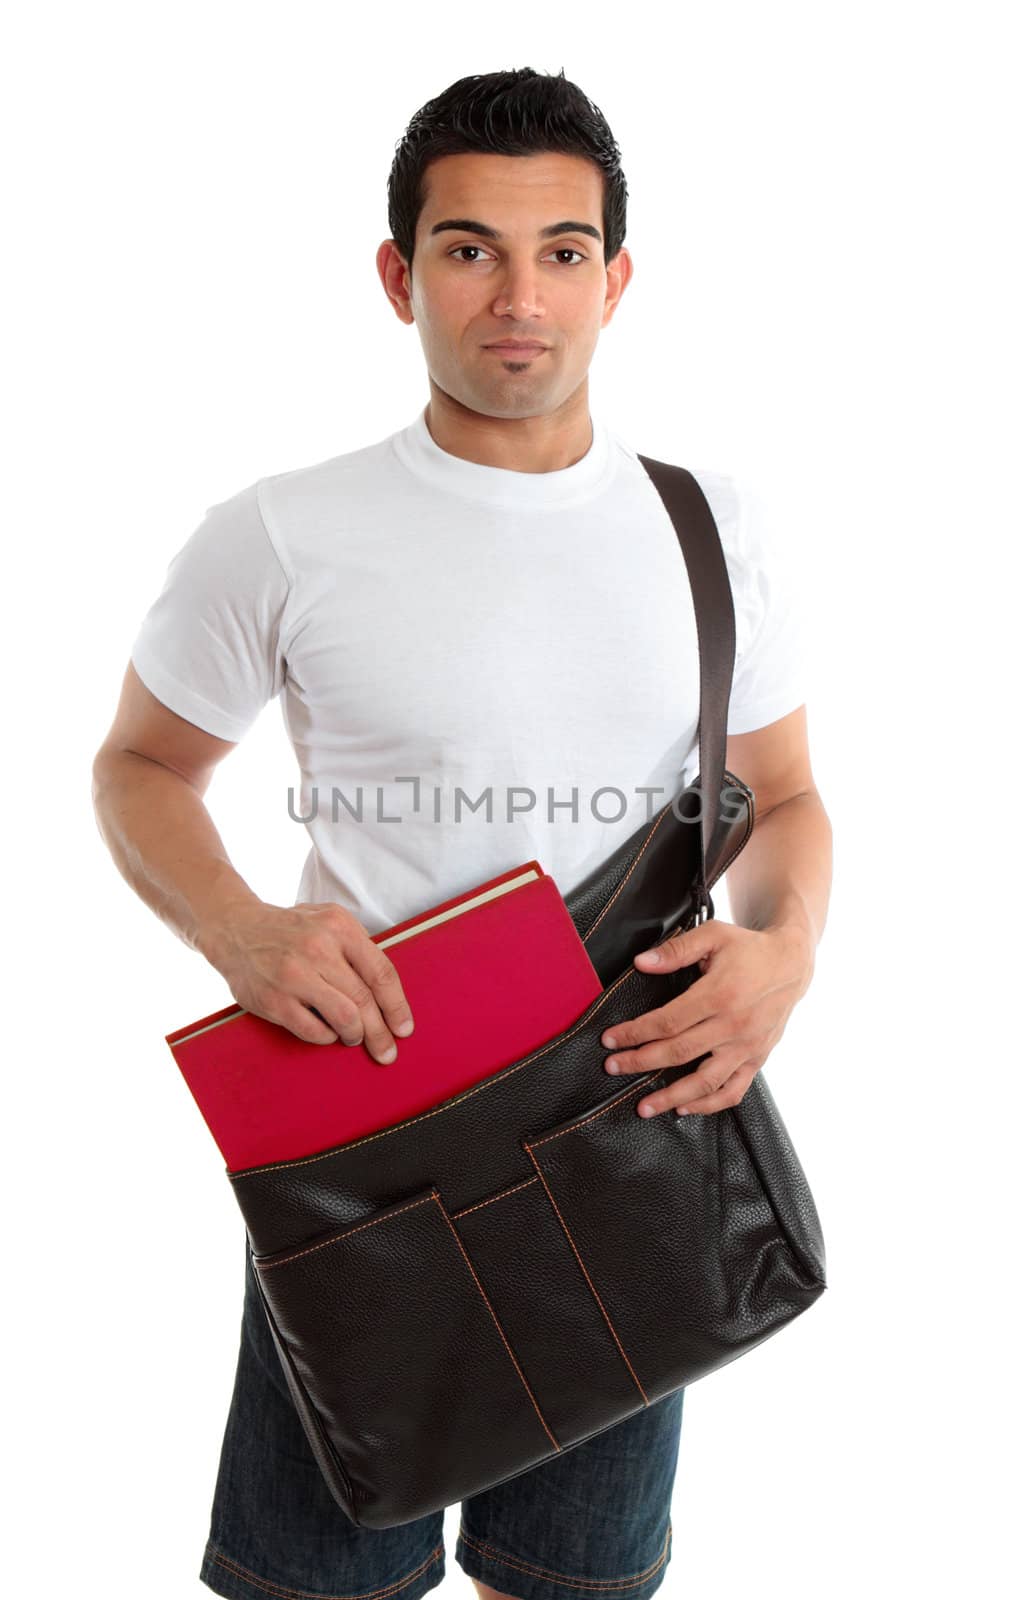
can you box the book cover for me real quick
[167,863,603,1171]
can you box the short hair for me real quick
[387,67,629,271]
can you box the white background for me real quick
[6,2,1024,1595]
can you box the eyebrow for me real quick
[429,218,602,245]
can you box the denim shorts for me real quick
[199,1235,684,1600]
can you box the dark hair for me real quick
[387,67,628,271]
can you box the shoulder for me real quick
[626,453,803,664]
[622,451,762,588]
[684,467,791,607]
[144,477,292,615]
[612,437,748,551]
[256,431,399,558]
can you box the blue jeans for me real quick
[200,1236,684,1600]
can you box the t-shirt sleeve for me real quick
[129,479,291,742]
[702,472,810,736]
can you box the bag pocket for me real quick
[227,955,698,1260]
[251,1182,560,1525]
[523,1075,808,1399]
[449,1171,651,1444]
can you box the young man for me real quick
[92,66,832,1600]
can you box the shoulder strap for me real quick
[635,455,736,910]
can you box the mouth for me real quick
[484,342,549,356]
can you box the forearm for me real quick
[723,789,833,980]
[91,750,262,958]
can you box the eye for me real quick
[447,245,586,265]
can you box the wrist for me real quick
[765,907,817,993]
[190,873,263,967]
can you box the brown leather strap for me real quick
[636,455,736,907]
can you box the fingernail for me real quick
[639,1103,655,1117]
[605,1061,620,1074]
[637,949,660,965]
[377,1046,397,1064]
[676,1107,690,1116]
[601,1031,616,1048]
[394,1019,414,1037]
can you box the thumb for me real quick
[634,922,719,972]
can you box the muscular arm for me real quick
[723,704,833,989]
[91,662,414,1058]
[91,663,260,956]
[599,704,833,1117]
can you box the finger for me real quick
[289,976,366,1048]
[605,1030,714,1077]
[633,922,720,973]
[321,953,413,1068]
[605,1010,739,1076]
[309,937,413,1062]
[635,1050,747,1118]
[674,1064,757,1117]
[310,969,398,1064]
[601,983,717,1053]
[341,964,418,1065]
[349,939,416,1042]
[307,909,416,1051]
[259,992,341,1046]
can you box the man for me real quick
[92,65,832,1600]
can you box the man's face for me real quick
[389,151,630,421]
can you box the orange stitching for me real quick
[432,1193,561,1453]
[231,966,641,1182]
[581,807,671,943]
[451,1175,539,1220]
[252,1019,666,1272]
[206,1539,444,1599]
[253,1192,437,1271]
[457,1522,671,1590]
[230,780,752,1190]
[581,771,754,949]
[524,1076,663,1152]
[522,1148,649,1407]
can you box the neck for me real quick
[423,380,594,474]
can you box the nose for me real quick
[493,270,544,320]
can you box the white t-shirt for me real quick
[130,405,808,935]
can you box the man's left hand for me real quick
[599,919,815,1118]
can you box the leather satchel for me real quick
[224,454,827,1530]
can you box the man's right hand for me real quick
[199,900,415,1062]
[91,670,414,1062]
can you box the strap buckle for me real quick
[693,885,714,926]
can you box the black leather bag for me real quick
[224,455,827,1530]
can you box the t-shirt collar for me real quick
[391,402,613,510]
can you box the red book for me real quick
[166,862,602,1172]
